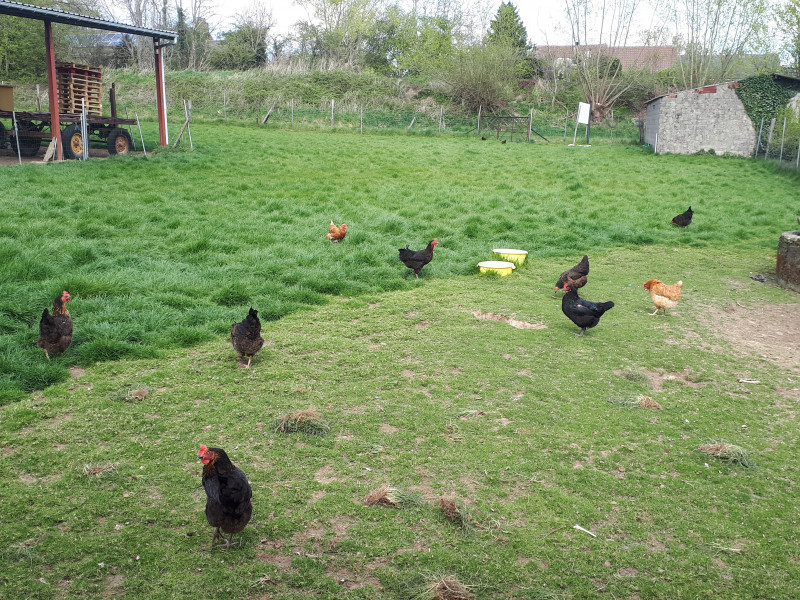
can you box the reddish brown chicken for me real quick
[230,307,265,368]
[37,291,73,359]
[555,255,589,292]
[327,221,348,242]
[199,445,253,548]
[398,239,438,278]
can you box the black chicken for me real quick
[199,445,253,548]
[561,283,614,336]
[399,239,438,278]
[230,307,265,368]
[555,255,589,292]
[671,206,693,227]
[38,291,73,359]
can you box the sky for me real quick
[210,0,578,45]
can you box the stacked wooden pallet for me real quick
[57,62,102,115]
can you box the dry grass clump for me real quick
[698,442,751,467]
[82,464,116,477]
[116,384,150,402]
[608,395,662,409]
[273,409,330,436]
[363,484,426,508]
[414,574,474,600]
[439,497,475,531]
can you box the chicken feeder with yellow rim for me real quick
[478,260,516,276]
[492,248,528,265]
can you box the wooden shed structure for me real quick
[0,0,176,161]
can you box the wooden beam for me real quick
[44,21,62,160]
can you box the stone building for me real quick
[644,83,756,156]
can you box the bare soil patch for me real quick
[469,309,546,330]
[699,302,800,374]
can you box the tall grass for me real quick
[1,125,798,401]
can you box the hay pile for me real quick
[439,497,474,531]
[698,442,751,467]
[273,409,330,436]
[418,575,474,600]
[363,484,425,508]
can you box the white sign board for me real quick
[577,102,591,125]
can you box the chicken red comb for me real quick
[199,444,208,454]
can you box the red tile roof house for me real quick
[537,44,678,71]
[644,82,756,156]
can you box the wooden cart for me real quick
[0,109,135,159]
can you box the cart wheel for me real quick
[14,120,42,157]
[61,124,84,160]
[107,128,133,155]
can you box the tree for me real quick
[662,0,770,89]
[776,0,800,74]
[210,6,274,71]
[564,0,645,120]
[433,42,519,110]
[486,2,528,53]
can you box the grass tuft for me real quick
[115,384,151,402]
[619,367,652,387]
[608,395,663,409]
[698,442,752,467]
[272,409,330,435]
[364,484,426,508]
[439,497,475,531]
[412,574,475,600]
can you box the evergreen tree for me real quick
[486,2,529,54]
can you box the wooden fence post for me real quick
[331,99,335,129]
[477,105,482,135]
[527,109,532,142]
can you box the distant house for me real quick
[537,44,677,72]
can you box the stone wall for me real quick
[644,83,756,156]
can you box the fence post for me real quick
[223,92,227,120]
[765,118,776,160]
[528,109,532,142]
[331,99,335,129]
[796,136,800,169]
[408,116,416,130]
[291,99,294,127]
[439,105,443,133]
[360,104,363,135]
[756,116,764,157]
[780,117,787,163]
[477,105,482,135]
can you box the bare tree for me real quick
[663,0,770,89]
[563,0,648,120]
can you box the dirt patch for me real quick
[469,309,546,330]
[327,567,383,590]
[698,302,800,374]
[314,465,338,484]
[379,424,399,434]
[70,367,85,378]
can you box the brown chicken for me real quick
[327,221,347,242]
[399,239,438,278]
[555,255,589,292]
[231,308,265,368]
[643,279,683,315]
[38,291,73,359]
[199,445,253,548]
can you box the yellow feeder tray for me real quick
[478,260,516,276]
[492,248,528,265]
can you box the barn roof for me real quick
[0,0,176,39]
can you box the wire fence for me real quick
[210,99,640,144]
[754,115,800,169]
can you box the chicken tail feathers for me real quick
[597,301,615,312]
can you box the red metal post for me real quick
[44,20,62,161]
[154,39,167,146]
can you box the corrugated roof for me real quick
[0,0,176,39]
[538,44,677,71]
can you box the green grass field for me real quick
[1,125,799,599]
